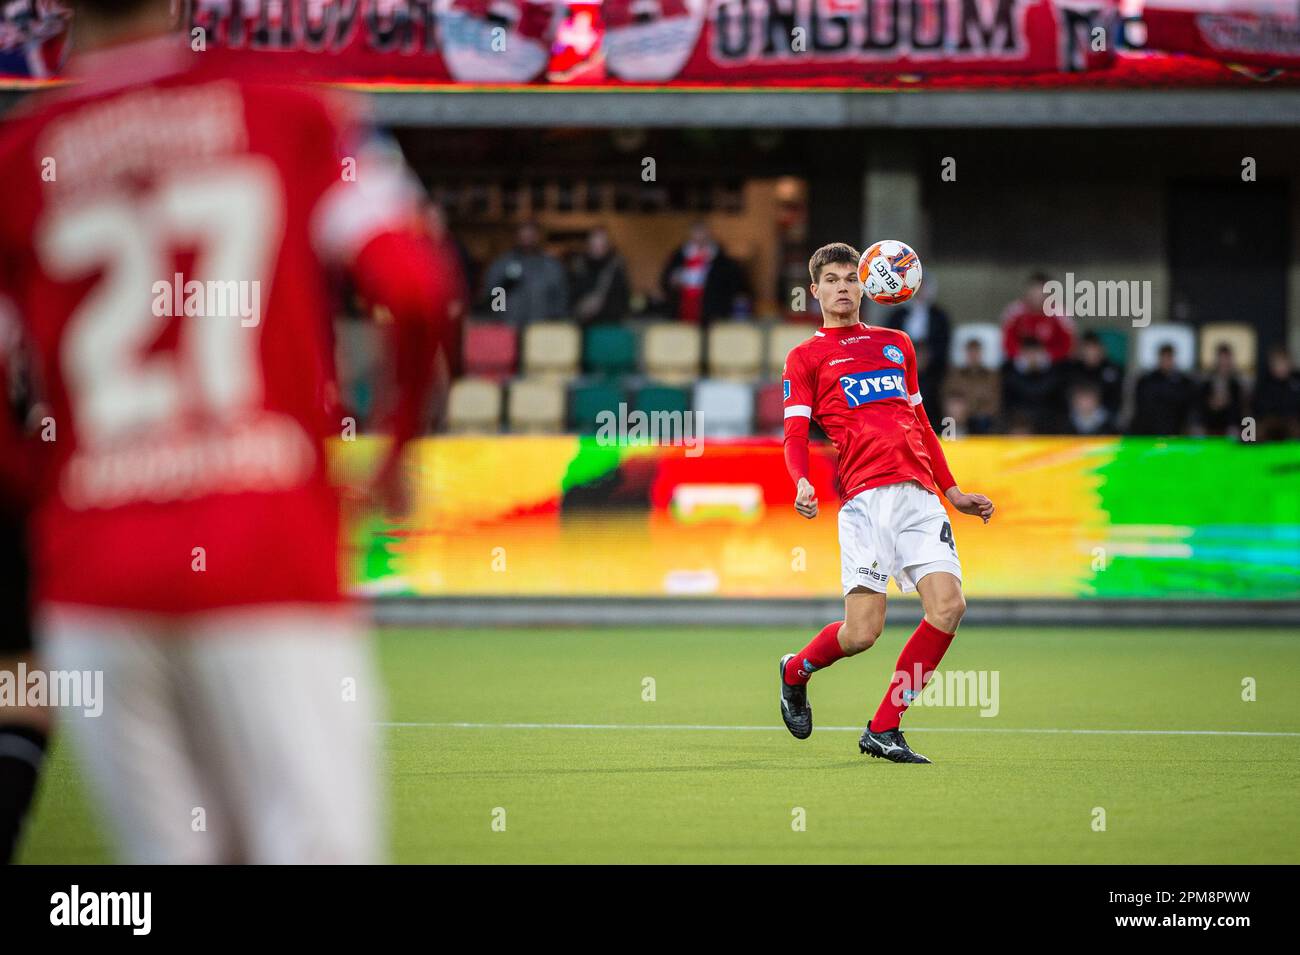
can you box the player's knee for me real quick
[840,621,882,653]
[929,592,966,632]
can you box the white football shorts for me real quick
[839,479,963,596]
[40,603,383,864]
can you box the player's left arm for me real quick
[901,334,994,523]
[310,103,463,511]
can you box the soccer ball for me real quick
[859,240,922,306]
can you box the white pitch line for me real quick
[379,721,1300,738]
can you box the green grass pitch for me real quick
[18,625,1300,864]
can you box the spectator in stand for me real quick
[1064,331,1124,417]
[880,278,951,410]
[1252,345,1300,441]
[1001,272,1074,364]
[941,393,972,439]
[568,226,631,325]
[1002,336,1066,433]
[426,201,475,299]
[481,220,568,324]
[942,337,1000,434]
[1130,343,1198,436]
[659,222,751,324]
[1066,383,1116,436]
[1198,343,1247,438]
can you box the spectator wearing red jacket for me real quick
[1001,272,1074,364]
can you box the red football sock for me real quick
[784,621,846,685]
[870,618,955,732]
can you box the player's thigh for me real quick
[894,486,962,594]
[838,492,894,596]
[842,588,887,653]
[184,604,384,864]
[38,606,230,864]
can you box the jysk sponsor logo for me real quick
[783,379,791,400]
[839,370,907,407]
[883,344,905,365]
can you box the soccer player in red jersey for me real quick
[0,0,459,860]
[778,243,994,763]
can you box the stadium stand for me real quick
[950,323,1003,369]
[707,322,765,382]
[695,379,756,438]
[507,377,566,433]
[636,383,691,419]
[643,323,703,384]
[766,323,812,378]
[1198,322,1257,374]
[1136,323,1197,371]
[462,322,518,383]
[522,321,582,381]
[583,324,639,378]
[570,380,626,434]
[754,381,786,435]
[446,377,503,434]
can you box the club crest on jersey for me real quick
[839,370,907,408]
[883,344,905,365]
[783,379,791,400]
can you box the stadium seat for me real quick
[462,321,518,383]
[643,322,703,385]
[1198,322,1257,375]
[446,377,503,434]
[1095,328,1129,367]
[755,381,786,434]
[583,324,639,377]
[521,321,581,380]
[569,380,626,435]
[506,377,566,434]
[707,322,764,381]
[1135,323,1196,371]
[636,383,691,418]
[950,323,1003,368]
[767,324,813,377]
[694,379,755,438]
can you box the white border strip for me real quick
[380,721,1300,738]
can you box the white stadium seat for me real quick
[693,379,755,439]
[950,322,1002,368]
[1136,323,1196,372]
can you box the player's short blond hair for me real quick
[809,243,861,284]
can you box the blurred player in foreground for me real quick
[778,243,994,764]
[0,332,47,864]
[0,0,457,861]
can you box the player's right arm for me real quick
[782,346,818,519]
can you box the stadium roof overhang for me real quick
[5,87,1300,128]
[360,88,1300,128]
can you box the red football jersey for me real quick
[782,322,956,502]
[0,36,437,613]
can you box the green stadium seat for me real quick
[1095,328,1129,367]
[584,324,639,377]
[636,384,691,418]
[569,380,626,434]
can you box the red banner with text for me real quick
[2,0,1298,85]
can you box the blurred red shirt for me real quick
[0,36,449,613]
[1001,302,1074,363]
